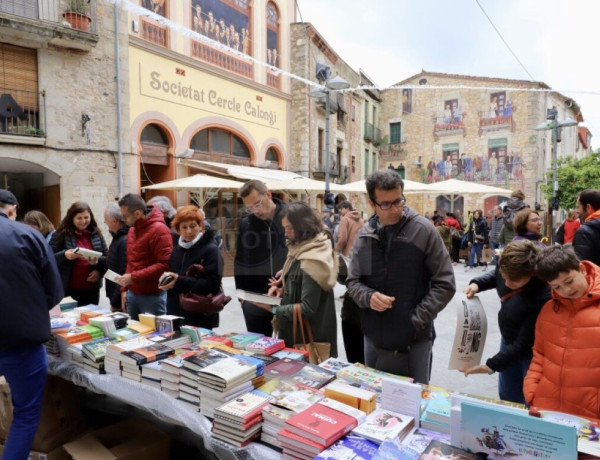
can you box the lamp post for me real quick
[535,114,578,242]
[309,72,350,208]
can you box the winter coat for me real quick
[49,228,108,292]
[523,261,600,423]
[562,219,581,244]
[502,197,528,230]
[335,210,364,256]
[0,213,63,350]
[346,208,456,351]
[234,198,287,294]
[489,215,503,244]
[468,217,488,244]
[469,267,550,372]
[573,218,600,266]
[512,231,545,247]
[167,228,222,329]
[125,206,173,295]
[105,225,129,310]
[276,259,337,357]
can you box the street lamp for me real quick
[535,114,578,242]
[309,71,350,208]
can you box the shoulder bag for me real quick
[292,303,331,364]
[179,263,231,315]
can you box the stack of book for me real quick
[81,336,120,374]
[148,330,192,349]
[264,359,336,389]
[257,377,325,447]
[88,312,129,337]
[314,435,379,460]
[155,314,184,333]
[212,391,271,447]
[55,324,104,359]
[336,363,413,397]
[197,355,265,418]
[140,360,163,389]
[420,386,452,434]
[271,347,309,361]
[180,324,214,342]
[104,335,157,376]
[351,407,415,444]
[245,337,286,356]
[202,335,234,347]
[277,398,366,459]
[229,332,264,350]
[126,319,155,336]
[118,343,174,382]
[174,347,230,405]
[324,380,377,414]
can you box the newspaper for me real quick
[448,296,487,370]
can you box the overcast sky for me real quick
[296,0,600,148]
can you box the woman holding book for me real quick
[158,205,223,329]
[462,240,550,404]
[265,201,338,357]
[49,201,108,306]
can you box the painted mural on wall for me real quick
[142,0,166,16]
[266,2,279,68]
[191,0,251,54]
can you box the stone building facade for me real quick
[379,71,582,219]
[0,0,132,226]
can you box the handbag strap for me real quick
[292,303,307,348]
[293,303,317,346]
[500,287,527,303]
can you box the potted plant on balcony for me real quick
[63,0,92,32]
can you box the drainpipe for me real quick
[114,1,123,197]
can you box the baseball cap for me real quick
[0,189,18,205]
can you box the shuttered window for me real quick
[0,43,38,110]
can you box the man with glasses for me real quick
[346,170,455,384]
[235,180,287,336]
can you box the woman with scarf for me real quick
[264,202,338,357]
[158,205,222,329]
[511,208,545,247]
[50,202,108,306]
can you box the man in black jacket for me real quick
[0,189,63,459]
[104,203,129,312]
[234,180,287,336]
[574,189,600,265]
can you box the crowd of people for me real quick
[2,179,600,457]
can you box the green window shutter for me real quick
[488,138,507,148]
[390,122,401,143]
[442,143,459,152]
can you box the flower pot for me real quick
[62,11,91,32]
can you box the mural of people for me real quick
[505,100,513,117]
[427,158,436,183]
[453,105,462,123]
[444,155,452,180]
[143,0,166,15]
[489,96,498,118]
[444,105,452,123]
[191,1,250,54]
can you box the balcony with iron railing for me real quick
[0,0,98,50]
[312,158,340,179]
[191,40,254,79]
[364,122,382,144]
[433,114,466,140]
[478,110,515,135]
[0,87,46,145]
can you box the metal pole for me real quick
[324,89,331,201]
[114,2,123,197]
[551,123,558,243]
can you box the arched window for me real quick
[190,127,251,160]
[265,147,280,168]
[140,123,170,166]
[141,124,169,145]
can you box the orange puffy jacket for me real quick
[523,261,600,423]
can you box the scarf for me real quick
[179,232,203,249]
[585,209,600,223]
[281,233,338,291]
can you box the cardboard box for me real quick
[0,375,87,452]
[0,442,70,460]
[63,418,170,460]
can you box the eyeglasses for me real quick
[373,197,406,210]
[245,195,266,213]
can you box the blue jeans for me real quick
[364,335,432,385]
[126,291,167,320]
[469,241,484,267]
[498,337,531,404]
[0,345,47,460]
[490,241,500,264]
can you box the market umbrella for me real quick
[142,174,245,192]
[421,178,513,195]
[336,178,431,194]
[263,176,347,193]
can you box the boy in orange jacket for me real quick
[523,244,600,423]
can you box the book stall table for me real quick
[47,356,281,460]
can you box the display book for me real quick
[196,354,264,391]
[211,391,272,447]
[264,358,336,389]
[244,336,285,355]
[533,409,600,457]
[235,289,282,306]
[458,401,577,460]
[73,246,103,261]
[277,397,367,457]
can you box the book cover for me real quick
[82,337,112,362]
[460,401,577,459]
[73,246,103,260]
[198,356,259,386]
[182,348,229,372]
[336,363,413,393]
[259,378,324,414]
[155,315,184,333]
[229,332,264,349]
[272,347,309,361]
[203,335,234,347]
[285,399,361,447]
[120,343,174,366]
[324,380,377,414]
[351,408,414,444]
[245,336,286,355]
[292,363,336,389]
[535,410,600,456]
[381,377,422,423]
[314,434,379,459]
[215,391,270,422]
[319,357,351,373]
[278,428,327,456]
[265,358,307,379]
[421,440,483,459]
[236,289,282,306]
[126,321,155,335]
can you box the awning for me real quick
[179,159,303,182]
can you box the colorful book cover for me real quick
[292,363,336,389]
[336,363,412,393]
[352,408,414,444]
[203,335,234,347]
[265,357,307,379]
[319,357,352,373]
[245,336,286,355]
[82,337,112,362]
[120,343,174,365]
[259,377,324,413]
[229,332,264,349]
[182,348,229,372]
[272,347,309,361]
[315,434,379,459]
[215,391,270,422]
[536,410,600,456]
[421,440,482,459]
[461,401,577,459]
[285,399,361,447]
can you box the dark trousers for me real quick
[341,319,365,365]
[242,301,274,337]
[67,288,100,307]
[451,236,462,262]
